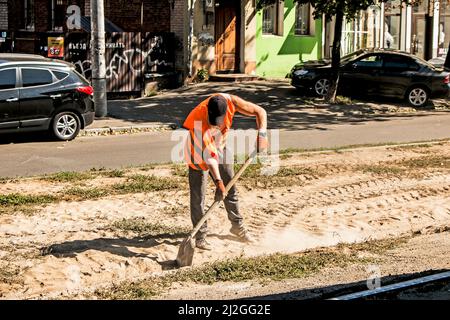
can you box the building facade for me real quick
[186,0,257,78]
[335,0,449,61]
[256,0,323,78]
[0,0,186,93]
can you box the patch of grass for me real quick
[1,175,183,215]
[355,155,450,178]
[93,235,415,300]
[41,171,93,183]
[0,193,57,207]
[279,140,449,156]
[62,187,110,201]
[236,163,317,178]
[110,217,190,238]
[112,175,181,194]
[341,236,410,254]
[279,154,292,160]
[397,155,450,169]
[0,177,11,184]
[171,165,188,177]
[388,144,434,151]
[161,204,188,216]
[99,169,125,178]
[335,95,353,105]
[355,164,408,177]
[0,263,22,285]
[233,162,323,189]
[95,248,364,299]
[95,281,164,300]
[171,251,360,285]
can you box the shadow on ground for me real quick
[107,81,449,131]
[245,269,450,300]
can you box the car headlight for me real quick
[293,69,309,76]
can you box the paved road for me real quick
[1,113,449,177]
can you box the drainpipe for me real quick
[188,0,195,78]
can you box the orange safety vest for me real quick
[183,93,236,171]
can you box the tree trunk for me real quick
[326,9,344,103]
[445,42,450,70]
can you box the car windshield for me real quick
[340,50,365,65]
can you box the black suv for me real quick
[0,53,95,140]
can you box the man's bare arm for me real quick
[231,95,267,130]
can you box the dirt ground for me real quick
[0,141,449,299]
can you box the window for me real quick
[52,0,68,31]
[383,55,419,71]
[262,1,284,36]
[21,69,54,87]
[295,3,310,35]
[384,0,401,50]
[0,69,16,90]
[354,54,383,68]
[52,70,69,81]
[23,0,35,31]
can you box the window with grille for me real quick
[295,3,311,35]
[262,1,284,36]
[23,0,35,31]
[52,0,68,31]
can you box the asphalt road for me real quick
[1,113,449,178]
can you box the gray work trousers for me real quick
[189,163,242,240]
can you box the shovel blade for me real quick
[176,237,195,267]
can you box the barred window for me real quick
[262,1,284,36]
[24,0,35,31]
[295,3,310,35]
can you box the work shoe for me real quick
[195,238,212,251]
[230,225,254,243]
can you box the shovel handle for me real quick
[187,150,258,240]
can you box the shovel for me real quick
[176,150,257,267]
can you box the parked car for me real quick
[0,53,94,140]
[290,49,450,107]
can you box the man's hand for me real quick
[257,130,268,154]
[214,179,226,201]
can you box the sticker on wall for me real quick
[48,37,65,58]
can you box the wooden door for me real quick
[215,2,239,72]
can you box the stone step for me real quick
[209,73,259,82]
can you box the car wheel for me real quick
[52,111,81,141]
[406,87,429,108]
[314,78,331,96]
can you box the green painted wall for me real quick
[256,0,322,78]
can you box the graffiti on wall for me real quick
[67,33,175,92]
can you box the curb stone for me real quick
[80,123,178,136]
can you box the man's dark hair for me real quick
[207,95,228,125]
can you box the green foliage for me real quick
[196,68,209,82]
[256,1,421,21]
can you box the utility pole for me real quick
[90,0,107,117]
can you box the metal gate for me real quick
[66,32,175,93]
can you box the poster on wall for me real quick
[48,37,65,58]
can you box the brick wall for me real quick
[35,0,49,32]
[85,0,90,15]
[171,0,186,73]
[105,0,170,32]
[0,0,8,29]
[7,0,23,31]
